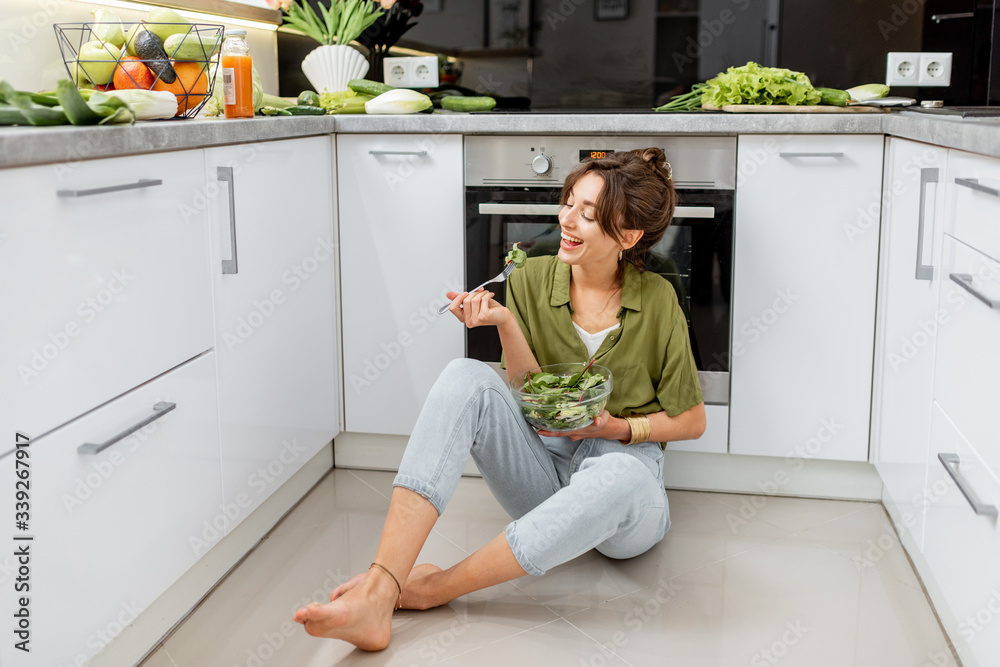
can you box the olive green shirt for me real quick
[502,256,703,443]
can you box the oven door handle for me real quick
[478,203,716,218]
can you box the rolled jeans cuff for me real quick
[505,522,546,577]
[392,474,446,516]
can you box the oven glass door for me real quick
[465,188,733,398]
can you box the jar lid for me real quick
[227,29,247,36]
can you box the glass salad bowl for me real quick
[509,363,613,432]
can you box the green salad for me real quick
[505,242,527,268]
[518,361,610,431]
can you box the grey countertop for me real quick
[1,110,998,169]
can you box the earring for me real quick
[618,249,623,261]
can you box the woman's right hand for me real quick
[445,290,510,328]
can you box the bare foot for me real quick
[400,563,446,610]
[293,575,395,650]
[330,572,367,602]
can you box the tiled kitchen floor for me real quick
[141,469,960,667]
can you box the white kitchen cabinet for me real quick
[204,136,340,531]
[729,135,883,461]
[872,138,948,548]
[933,236,1000,473]
[0,150,215,443]
[0,352,222,667]
[337,134,465,435]
[923,402,1000,667]
[944,149,1000,262]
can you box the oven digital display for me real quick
[579,149,615,161]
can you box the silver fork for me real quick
[437,262,516,314]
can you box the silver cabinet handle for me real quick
[950,273,1000,309]
[477,204,715,218]
[915,168,939,281]
[479,203,561,215]
[955,178,1000,198]
[938,453,998,516]
[779,152,844,159]
[78,402,176,455]
[369,150,428,156]
[57,178,162,198]
[931,12,974,22]
[218,166,238,275]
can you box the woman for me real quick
[293,147,706,650]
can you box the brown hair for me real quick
[560,147,676,271]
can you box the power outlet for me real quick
[886,52,920,86]
[918,52,952,87]
[382,56,439,88]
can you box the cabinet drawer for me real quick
[0,352,223,667]
[935,235,1000,475]
[947,150,1000,262]
[0,150,215,439]
[924,401,1000,667]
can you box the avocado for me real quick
[133,29,176,85]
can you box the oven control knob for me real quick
[531,154,553,175]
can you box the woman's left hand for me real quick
[536,410,626,442]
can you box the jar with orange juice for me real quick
[221,30,254,118]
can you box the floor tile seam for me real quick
[347,469,394,500]
[162,646,181,667]
[429,526,474,556]
[560,615,638,667]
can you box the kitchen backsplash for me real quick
[0,0,278,94]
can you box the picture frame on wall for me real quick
[594,0,629,21]
[488,0,532,48]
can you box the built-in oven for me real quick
[464,135,736,407]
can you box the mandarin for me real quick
[152,61,209,115]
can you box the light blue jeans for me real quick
[394,359,670,576]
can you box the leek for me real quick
[364,89,432,114]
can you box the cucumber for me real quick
[440,96,496,112]
[817,87,850,107]
[348,79,394,97]
[163,32,221,61]
[285,105,327,116]
[297,90,321,107]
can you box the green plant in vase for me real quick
[269,0,384,92]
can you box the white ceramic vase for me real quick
[301,44,369,93]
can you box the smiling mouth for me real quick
[561,232,583,248]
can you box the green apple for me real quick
[76,40,120,86]
[125,24,144,57]
[145,8,191,43]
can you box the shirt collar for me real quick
[551,260,642,311]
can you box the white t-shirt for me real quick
[573,321,621,359]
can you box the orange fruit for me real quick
[113,56,155,90]
[152,61,209,116]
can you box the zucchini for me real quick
[440,95,496,112]
[348,79,394,97]
[163,32,221,61]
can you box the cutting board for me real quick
[706,104,888,113]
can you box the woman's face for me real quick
[557,171,621,267]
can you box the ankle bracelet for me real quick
[370,562,402,610]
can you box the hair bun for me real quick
[637,147,672,181]
[638,147,665,168]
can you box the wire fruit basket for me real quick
[54,22,224,119]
